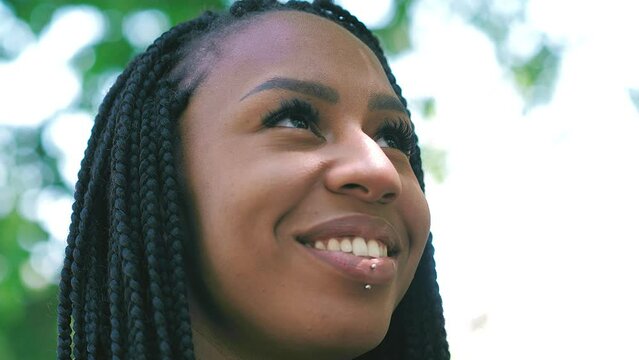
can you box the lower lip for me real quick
[299,244,397,285]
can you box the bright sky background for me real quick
[1,0,638,358]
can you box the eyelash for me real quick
[262,99,321,134]
[376,118,416,157]
[262,98,416,157]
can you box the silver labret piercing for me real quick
[370,263,377,270]
[364,284,372,290]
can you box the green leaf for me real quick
[421,145,447,183]
[511,44,561,109]
[373,0,414,55]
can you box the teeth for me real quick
[327,238,341,251]
[310,237,390,258]
[339,238,352,252]
[352,237,368,257]
[367,239,380,258]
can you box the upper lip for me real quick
[296,214,403,255]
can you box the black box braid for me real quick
[57,1,449,359]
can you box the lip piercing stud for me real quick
[364,284,372,290]
[370,263,377,270]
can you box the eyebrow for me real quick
[368,93,408,115]
[241,77,339,103]
[241,77,408,115]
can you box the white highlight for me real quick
[336,0,395,29]
[0,6,104,126]
[391,1,639,359]
[122,9,170,49]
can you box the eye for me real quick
[376,135,400,149]
[375,119,416,157]
[262,99,321,134]
[275,117,311,130]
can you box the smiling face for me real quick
[180,10,430,360]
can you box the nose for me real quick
[324,130,402,204]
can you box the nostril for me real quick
[340,183,397,203]
[380,193,397,203]
[343,183,364,191]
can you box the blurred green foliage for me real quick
[0,0,559,358]
[453,0,562,110]
[0,125,62,359]
[2,2,228,358]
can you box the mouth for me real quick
[296,237,397,258]
[294,214,403,285]
[295,214,401,257]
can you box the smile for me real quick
[295,214,403,285]
[302,237,389,258]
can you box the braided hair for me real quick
[57,1,450,359]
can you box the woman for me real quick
[57,0,449,359]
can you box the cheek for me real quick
[198,150,320,230]
[185,154,292,327]
[402,183,431,252]
[186,149,320,286]
[394,183,430,300]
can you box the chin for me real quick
[291,312,391,360]
[294,338,384,360]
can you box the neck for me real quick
[190,297,249,360]
[189,298,357,360]
[191,321,242,360]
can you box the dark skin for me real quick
[180,11,430,360]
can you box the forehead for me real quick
[191,10,392,101]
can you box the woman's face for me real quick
[180,10,430,359]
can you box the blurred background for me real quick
[0,0,637,359]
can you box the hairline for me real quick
[173,9,392,102]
